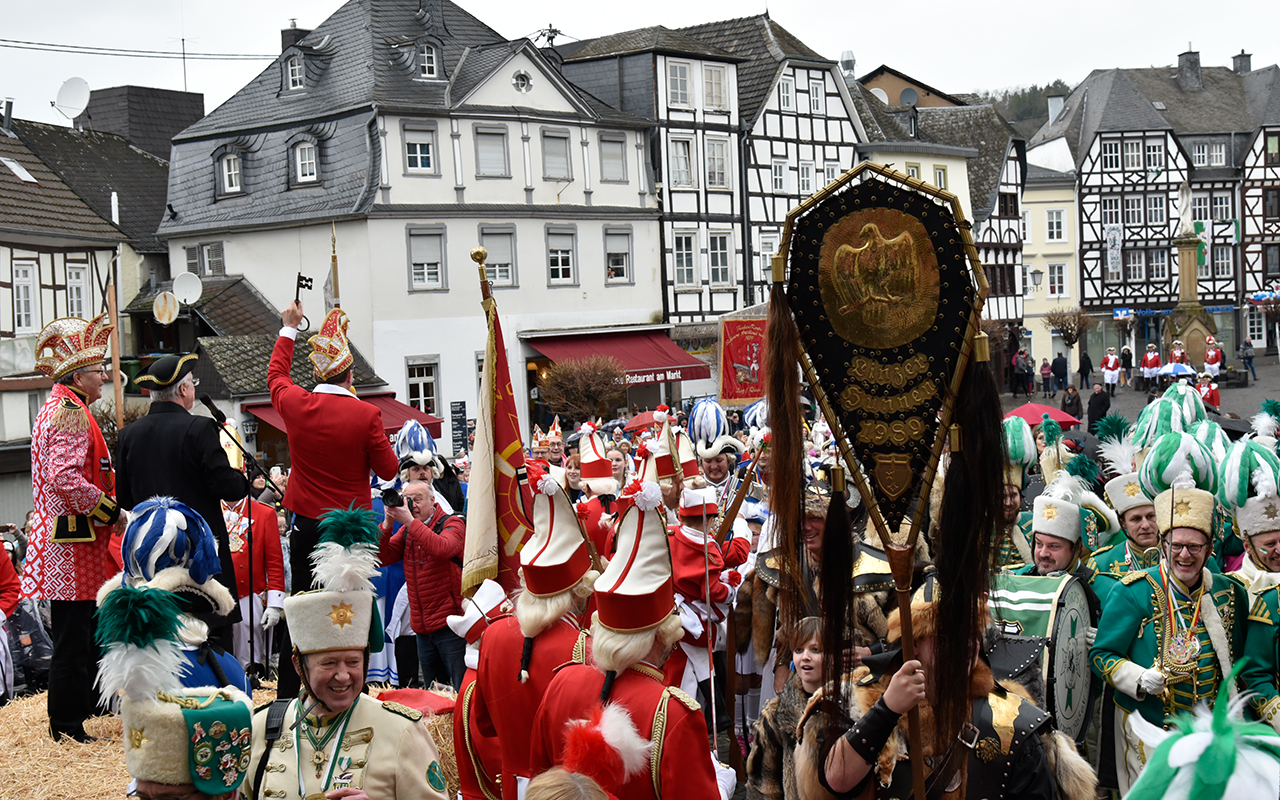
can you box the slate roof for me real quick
[73,86,205,161]
[13,120,170,253]
[676,15,832,126]
[178,0,506,139]
[561,26,740,64]
[1029,59,1280,168]
[1026,163,1075,183]
[917,105,1022,223]
[125,275,280,336]
[198,333,384,396]
[0,129,123,246]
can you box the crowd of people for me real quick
[6,301,1280,800]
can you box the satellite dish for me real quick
[871,88,889,104]
[54,77,90,120]
[152,292,179,326]
[173,271,204,305]
[900,88,919,107]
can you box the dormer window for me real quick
[220,153,242,194]
[294,142,318,183]
[419,45,437,78]
[287,56,305,90]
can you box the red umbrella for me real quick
[1004,402,1080,427]
[623,410,658,432]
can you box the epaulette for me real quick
[665,686,700,711]
[1249,592,1276,625]
[381,701,423,721]
[1092,543,1117,558]
[51,397,90,434]
[1120,570,1149,586]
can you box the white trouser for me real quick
[231,593,272,667]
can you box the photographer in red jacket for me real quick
[378,480,467,690]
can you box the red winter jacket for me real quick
[378,505,465,633]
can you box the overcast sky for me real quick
[3,0,1274,128]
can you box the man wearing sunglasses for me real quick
[117,353,248,645]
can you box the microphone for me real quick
[200,393,228,425]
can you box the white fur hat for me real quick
[284,508,385,655]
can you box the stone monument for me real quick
[1166,181,1217,366]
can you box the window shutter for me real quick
[186,246,201,274]
[605,233,628,256]
[205,243,225,276]
[484,233,512,265]
[410,233,442,265]
[476,133,506,175]
[601,139,625,181]
[548,233,574,252]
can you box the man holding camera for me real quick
[378,480,467,690]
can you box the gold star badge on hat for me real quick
[327,602,356,629]
[1266,503,1279,520]
[1174,500,1192,517]
[129,727,149,750]
[1042,504,1058,520]
[1125,482,1140,497]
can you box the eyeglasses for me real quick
[1168,542,1207,556]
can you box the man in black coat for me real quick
[1050,352,1068,395]
[1086,382,1111,434]
[116,354,247,636]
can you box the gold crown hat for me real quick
[307,308,354,381]
[521,461,593,597]
[1139,431,1218,538]
[577,420,619,496]
[35,313,114,379]
[1217,438,1280,540]
[284,507,386,655]
[95,584,252,796]
[594,478,675,633]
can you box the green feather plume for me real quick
[317,505,382,549]
[1039,413,1062,447]
[1065,452,1102,487]
[1095,413,1133,445]
[1263,399,1280,420]
[96,584,183,649]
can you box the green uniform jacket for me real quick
[995,511,1034,569]
[1240,585,1280,728]
[1087,541,1160,607]
[1089,566,1246,725]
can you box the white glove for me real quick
[712,750,737,800]
[1086,626,1096,647]
[1137,668,1166,697]
[262,607,282,630]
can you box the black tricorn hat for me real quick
[134,353,198,390]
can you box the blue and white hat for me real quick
[689,398,744,458]
[396,419,444,476]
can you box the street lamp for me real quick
[1030,268,1044,291]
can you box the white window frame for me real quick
[704,65,726,111]
[404,127,436,174]
[541,130,572,181]
[185,242,224,276]
[419,44,437,78]
[1105,253,1123,283]
[1124,250,1144,282]
[1148,249,1169,281]
[598,133,627,182]
[905,162,920,180]
[1191,196,1209,222]
[705,138,729,189]
[1124,196,1143,225]
[798,161,815,195]
[1123,140,1142,170]
[1248,305,1265,342]
[1047,262,1066,298]
[406,357,439,415]
[1210,143,1226,166]
[758,234,779,281]
[1147,195,1166,224]
[778,77,794,111]
[546,226,577,286]
[1212,245,1232,278]
[407,227,446,291]
[604,227,632,285]
[66,263,86,319]
[673,232,698,287]
[220,153,242,194]
[809,80,825,114]
[1101,197,1120,225]
[287,56,304,90]
[708,232,732,287]
[1145,141,1165,170]
[1212,195,1231,221]
[12,261,36,334]
[772,159,788,193]
[474,126,511,178]
[1021,263,1032,297]
[668,61,691,107]
[669,138,695,188]
[1046,209,1064,242]
[1192,143,1208,167]
[479,225,516,287]
[825,161,841,184]
[1101,140,1121,170]
[1020,212,1030,243]
[933,165,947,189]
[295,142,318,183]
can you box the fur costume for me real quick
[851,519,932,647]
[747,673,811,800]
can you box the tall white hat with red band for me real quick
[637,408,678,484]
[521,461,592,597]
[678,486,719,519]
[595,479,674,632]
[674,427,700,486]
[578,420,619,496]
[446,579,509,670]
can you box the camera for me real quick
[381,488,404,508]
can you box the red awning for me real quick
[530,331,710,386]
[243,393,442,438]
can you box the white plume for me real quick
[1253,412,1280,440]
[598,703,653,778]
[95,638,185,709]
[1098,438,1139,477]
[310,541,381,593]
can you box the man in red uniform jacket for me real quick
[472,463,596,800]
[379,480,467,689]
[1139,343,1162,391]
[224,496,285,673]
[446,580,508,800]
[529,478,734,800]
[270,301,399,696]
[1203,336,1224,377]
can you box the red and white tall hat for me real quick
[678,486,719,519]
[445,579,509,645]
[674,428,700,486]
[595,479,675,633]
[547,416,563,443]
[307,308,354,380]
[578,421,619,496]
[637,409,677,484]
[531,425,549,450]
[521,462,592,597]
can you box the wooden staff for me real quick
[106,284,123,432]
[330,222,342,308]
[714,469,754,548]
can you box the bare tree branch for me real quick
[537,355,628,426]
[1042,306,1098,350]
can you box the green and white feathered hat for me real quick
[1251,399,1280,452]
[1036,413,1070,483]
[1188,419,1231,462]
[1002,416,1037,490]
[1139,431,1217,537]
[1125,662,1280,800]
[1033,451,1119,547]
[1133,398,1187,468]
[1163,381,1207,425]
[284,506,386,655]
[1217,438,1280,540]
[1097,413,1153,517]
[95,584,253,795]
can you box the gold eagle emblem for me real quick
[831,223,919,326]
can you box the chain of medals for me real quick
[223,498,250,553]
[1158,561,1205,674]
[294,697,357,797]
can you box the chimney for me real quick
[1178,50,1202,91]
[1046,92,1065,123]
[2,98,11,134]
[1234,50,1252,75]
[281,24,311,52]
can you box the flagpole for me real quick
[330,222,341,309]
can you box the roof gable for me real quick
[858,64,969,107]
[453,42,590,116]
[916,105,1020,222]
[562,26,740,63]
